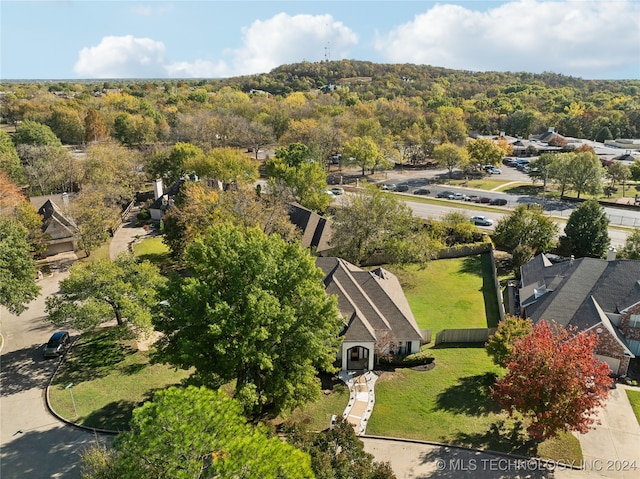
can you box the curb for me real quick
[361,434,584,471]
[44,338,120,436]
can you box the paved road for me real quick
[0,262,103,479]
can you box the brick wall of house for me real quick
[595,325,630,376]
[620,304,640,342]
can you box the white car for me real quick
[323,189,336,198]
[470,215,494,226]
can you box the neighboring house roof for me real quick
[288,203,334,253]
[520,254,640,349]
[34,198,78,240]
[317,257,423,344]
[149,179,185,212]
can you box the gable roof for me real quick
[36,199,78,239]
[316,257,422,343]
[288,203,334,253]
[521,253,640,333]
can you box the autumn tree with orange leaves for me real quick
[492,320,612,440]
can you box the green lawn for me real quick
[627,389,640,426]
[49,327,189,430]
[132,236,170,264]
[389,255,497,333]
[367,345,580,461]
[284,375,350,432]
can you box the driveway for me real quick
[362,384,640,479]
[0,267,104,479]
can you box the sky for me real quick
[1,0,639,81]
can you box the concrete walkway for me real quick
[109,205,150,260]
[567,384,640,479]
[339,371,378,435]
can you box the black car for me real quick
[395,184,409,192]
[43,331,70,358]
[413,188,431,195]
[489,198,508,206]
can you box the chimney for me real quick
[548,127,555,133]
[154,179,163,200]
[61,192,69,209]
[607,247,617,261]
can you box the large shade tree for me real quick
[153,223,343,419]
[492,320,612,440]
[493,204,558,254]
[563,200,610,258]
[330,184,438,266]
[0,218,40,315]
[45,254,165,333]
[80,386,314,479]
[265,143,330,212]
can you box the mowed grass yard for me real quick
[627,389,640,426]
[48,327,189,430]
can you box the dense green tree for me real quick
[153,223,342,419]
[265,143,330,212]
[568,152,603,199]
[146,142,203,185]
[563,200,610,258]
[113,112,156,145]
[433,106,467,143]
[433,142,470,180]
[80,386,314,479]
[186,147,258,185]
[549,152,574,199]
[0,218,40,315]
[0,130,25,184]
[486,315,533,368]
[343,136,384,176]
[528,153,555,190]
[69,188,119,257]
[466,138,504,166]
[12,119,62,146]
[285,417,396,479]
[330,184,434,266]
[47,105,85,144]
[494,204,558,253]
[45,254,165,333]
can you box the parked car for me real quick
[436,190,455,198]
[489,198,508,206]
[487,167,502,175]
[413,188,431,195]
[381,183,396,191]
[475,196,491,203]
[43,331,70,358]
[470,215,494,226]
[330,187,344,195]
[465,195,479,202]
[452,192,469,200]
[395,184,409,192]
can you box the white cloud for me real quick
[163,13,358,78]
[224,13,358,76]
[74,35,167,78]
[375,0,640,78]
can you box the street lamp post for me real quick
[65,383,78,417]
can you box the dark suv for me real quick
[44,331,70,358]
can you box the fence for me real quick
[435,328,497,345]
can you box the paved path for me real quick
[339,371,378,435]
[0,267,101,479]
[1,210,143,478]
[109,205,149,260]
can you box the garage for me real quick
[595,354,620,375]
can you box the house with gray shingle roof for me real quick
[30,194,78,256]
[316,257,424,370]
[519,253,637,376]
[288,203,334,255]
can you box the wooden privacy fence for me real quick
[435,328,497,345]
